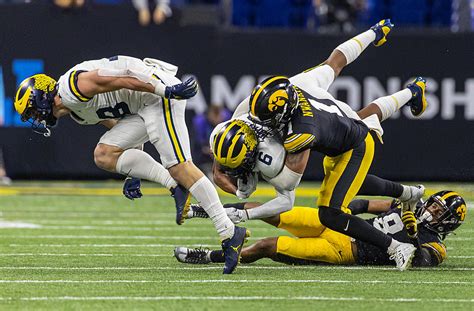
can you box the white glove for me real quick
[226,207,249,224]
[235,172,258,199]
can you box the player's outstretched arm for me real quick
[75,70,198,100]
[324,19,394,78]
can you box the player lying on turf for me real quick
[223,19,429,270]
[13,56,247,274]
[175,191,467,268]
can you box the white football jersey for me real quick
[57,55,178,125]
[209,114,286,179]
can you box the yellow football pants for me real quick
[276,207,355,265]
[318,132,375,212]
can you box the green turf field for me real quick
[0,181,472,310]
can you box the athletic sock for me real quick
[372,88,412,121]
[115,149,177,190]
[358,174,404,198]
[319,206,392,250]
[210,250,225,263]
[335,29,376,65]
[189,176,235,240]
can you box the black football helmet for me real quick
[416,190,467,239]
[248,76,298,129]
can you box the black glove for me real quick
[123,177,142,200]
[164,77,198,100]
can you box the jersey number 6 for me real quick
[258,152,273,166]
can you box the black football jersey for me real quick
[284,88,369,157]
[355,204,446,266]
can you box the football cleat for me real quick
[388,242,416,271]
[370,19,394,47]
[171,185,191,225]
[185,203,209,219]
[221,226,250,274]
[174,247,211,264]
[406,77,428,117]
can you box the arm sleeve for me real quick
[347,199,369,215]
[266,166,302,192]
[246,189,295,220]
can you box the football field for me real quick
[0,181,472,310]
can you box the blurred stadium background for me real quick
[0,0,473,309]
[0,0,473,182]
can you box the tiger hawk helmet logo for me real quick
[267,89,289,112]
[248,76,298,128]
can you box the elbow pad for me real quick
[268,166,302,192]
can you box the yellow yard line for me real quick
[0,185,441,198]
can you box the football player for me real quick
[175,191,467,268]
[239,19,429,270]
[13,56,248,274]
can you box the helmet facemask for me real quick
[15,74,58,137]
[416,192,466,239]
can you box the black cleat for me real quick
[406,77,428,117]
[221,226,250,274]
[184,204,209,219]
[171,185,191,225]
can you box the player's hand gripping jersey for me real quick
[57,56,180,125]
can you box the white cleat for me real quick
[174,247,211,264]
[389,242,417,271]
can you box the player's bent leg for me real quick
[240,237,278,264]
[275,235,354,265]
[94,144,123,172]
[358,78,428,122]
[277,207,325,238]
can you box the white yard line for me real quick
[8,243,215,248]
[0,279,471,285]
[1,252,473,260]
[0,235,222,240]
[0,266,473,271]
[0,253,170,257]
[0,296,471,303]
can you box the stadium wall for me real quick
[0,4,473,181]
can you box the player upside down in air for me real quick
[175,191,467,268]
[13,56,247,274]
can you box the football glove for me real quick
[164,77,198,100]
[226,207,249,224]
[123,177,143,200]
[236,172,258,199]
[401,210,418,239]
